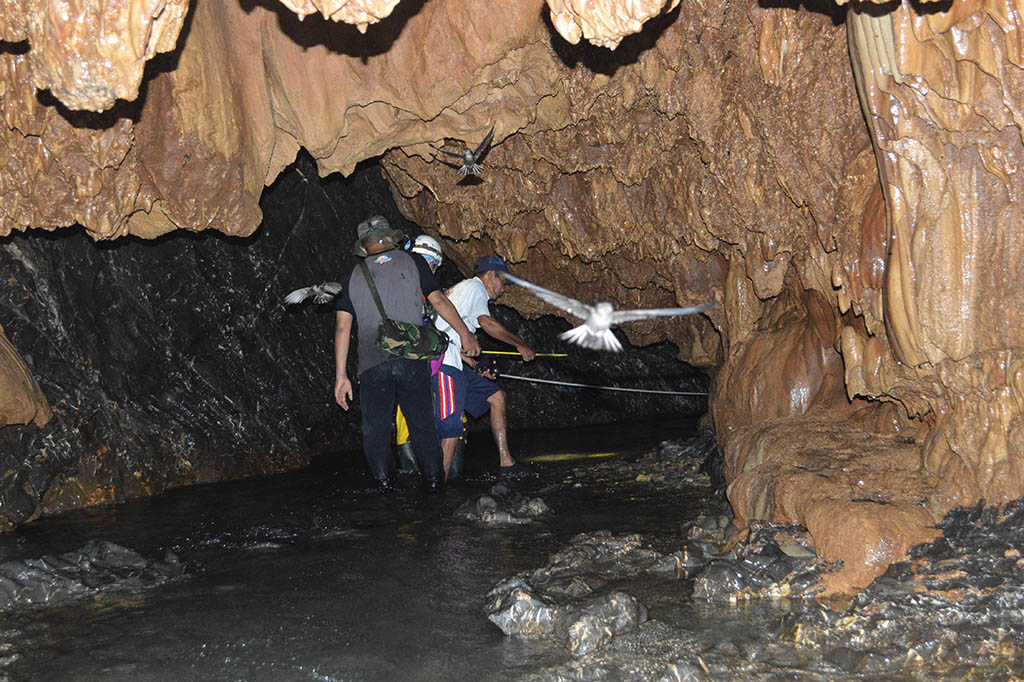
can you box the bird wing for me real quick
[559,325,623,352]
[471,126,495,161]
[611,303,713,324]
[503,273,593,320]
[435,157,463,172]
[433,145,466,160]
[320,281,343,296]
[284,287,313,304]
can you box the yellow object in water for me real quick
[396,405,410,446]
[521,452,620,463]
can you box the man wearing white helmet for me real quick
[394,233,467,477]
[411,235,443,272]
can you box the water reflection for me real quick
[0,417,706,681]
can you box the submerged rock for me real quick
[486,580,648,659]
[0,540,181,611]
[656,430,716,464]
[454,483,549,526]
[501,437,1024,680]
[566,429,718,495]
[486,531,666,656]
[692,522,832,602]
[532,532,668,583]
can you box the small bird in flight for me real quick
[434,126,495,177]
[283,281,343,305]
[503,273,712,352]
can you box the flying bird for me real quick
[434,126,495,177]
[503,273,712,352]
[284,281,343,305]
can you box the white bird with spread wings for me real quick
[503,273,712,352]
[283,281,343,305]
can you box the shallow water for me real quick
[0,417,730,681]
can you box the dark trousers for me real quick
[359,357,443,485]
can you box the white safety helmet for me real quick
[411,234,443,269]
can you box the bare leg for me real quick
[487,391,515,467]
[442,436,459,477]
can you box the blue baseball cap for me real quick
[474,255,510,274]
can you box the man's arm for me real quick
[428,290,481,357]
[334,311,355,409]
[478,315,536,361]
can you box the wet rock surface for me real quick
[499,430,1024,680]
[0,155,392,526]
[483,430,727,661]
[782,498,1024,678]
[486,532,658,656]
[560,428,718,494]
[454,483,550,526]
[691,522,833,602]
[0,540,181,611]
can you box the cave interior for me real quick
[2,0,1024,605]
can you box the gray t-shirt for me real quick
[335,250,440,375]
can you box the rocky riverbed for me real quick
[490,429,1024,681]
[0,423,1021,680]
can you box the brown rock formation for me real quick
[0,323,51,428]
[274,0,401,31]
[3,0,1024,594]
[545,0,681,49]
[843,0,1024,511]
[0,0,189,112]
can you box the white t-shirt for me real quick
[435,277,491,370]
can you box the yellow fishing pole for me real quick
[481,350,568,357]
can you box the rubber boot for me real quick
[448,436,466,481]
[396,442,419,474]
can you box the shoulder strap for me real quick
[357,259,388,319]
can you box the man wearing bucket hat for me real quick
[432,254,537,480]
[334,215,479,493]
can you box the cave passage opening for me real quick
[0,149,710,529]
[0,144,729,681]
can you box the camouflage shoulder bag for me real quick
[358,260,450,360]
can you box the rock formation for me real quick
[0,323,51,428]
[545,0,681,49]
[1,0,1023,594]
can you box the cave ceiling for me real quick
[3,0,1024,594]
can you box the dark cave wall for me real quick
[0,153,707,528]
[478,304,707,433]
[0,153,403,526]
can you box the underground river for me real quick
[0,418,723,681]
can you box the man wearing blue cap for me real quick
[433,255,537,479]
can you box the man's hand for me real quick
[335,375,353,410]
[474,357,499,380]
[461,332,481,357]
[517,344,536,362]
